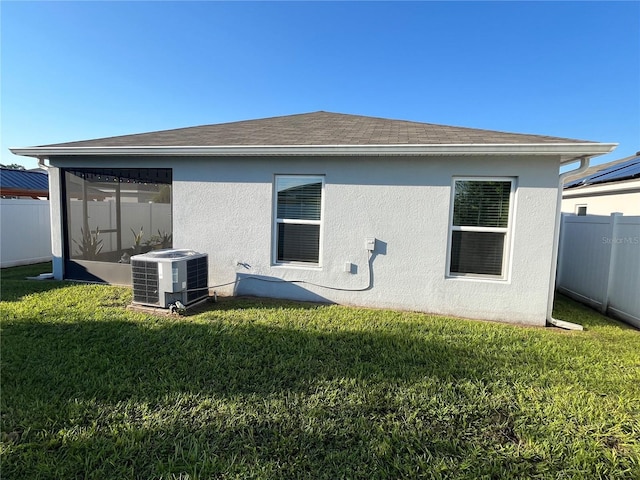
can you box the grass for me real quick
[1,263,639,479]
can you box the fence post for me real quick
[601,212,623,314]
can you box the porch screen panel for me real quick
[64,168,172,264]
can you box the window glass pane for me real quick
[277,223,320,263]
[277,177,322,220]
[453,181,511,228]
[65,168,172,263]
[450,231,505,276]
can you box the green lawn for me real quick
[1,263,639,479]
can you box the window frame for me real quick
[272,174,325,267]
[575,204,587,216]
[446,176,516,280]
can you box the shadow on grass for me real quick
[1,262,53,280]
[554,293,639,331]
[0,262,74,302]
[185,295,331,316]
[0,315,552,476]
[2,312,570,406]
[4,298,639,478]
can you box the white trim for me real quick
[277,218,321,226]
[272,174,325,267]
[10,142,617,161]
[446,176,516,280]
[450,225,509,233]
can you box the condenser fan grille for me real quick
[131,260,159,305]
[186,256,208,303]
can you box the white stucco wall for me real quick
[50,155,561,325]
[562,179,640,216]
[174,155,560,325]
[48,167,65,279]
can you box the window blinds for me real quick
[277,179,322,220]
[275,176,323,264]
[450,179,513,277]
[453,181,511,228]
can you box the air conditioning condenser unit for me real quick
[130,249,208,308]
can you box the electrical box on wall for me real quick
[365,237,376,251]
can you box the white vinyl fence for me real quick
[68,199,172,256]
[557,213,640,328]
[0,199,52,268]
[1,199,172,268]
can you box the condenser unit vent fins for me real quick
[130,249,209,308]
[131,260,159,305]
[186,256,208,304]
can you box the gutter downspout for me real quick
[546,156,591,330]
[37,156,64,280]
[37,156,49,171]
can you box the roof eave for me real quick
[10,142,617,161]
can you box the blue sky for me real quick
[2,1,638,169]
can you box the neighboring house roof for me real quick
[0,168,49,198]
[565,153,640,189]
[10,111,616,162]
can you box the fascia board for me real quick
[10,142,618,158]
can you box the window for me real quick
[576,205,587,216]
[448,178,514,278]
[274,175,324,265]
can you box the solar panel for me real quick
[592,161,640,184]
[566,156,640,188]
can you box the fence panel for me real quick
[68,200,172,256]
[558,213,640,328]
[0,199,52,268]
[557,215,611,305]
[607,218,640,323]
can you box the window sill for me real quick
[272,262,322,271]
[446,273,510,284]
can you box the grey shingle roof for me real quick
[41,111,593,148]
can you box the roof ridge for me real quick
[30,111,602,149]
